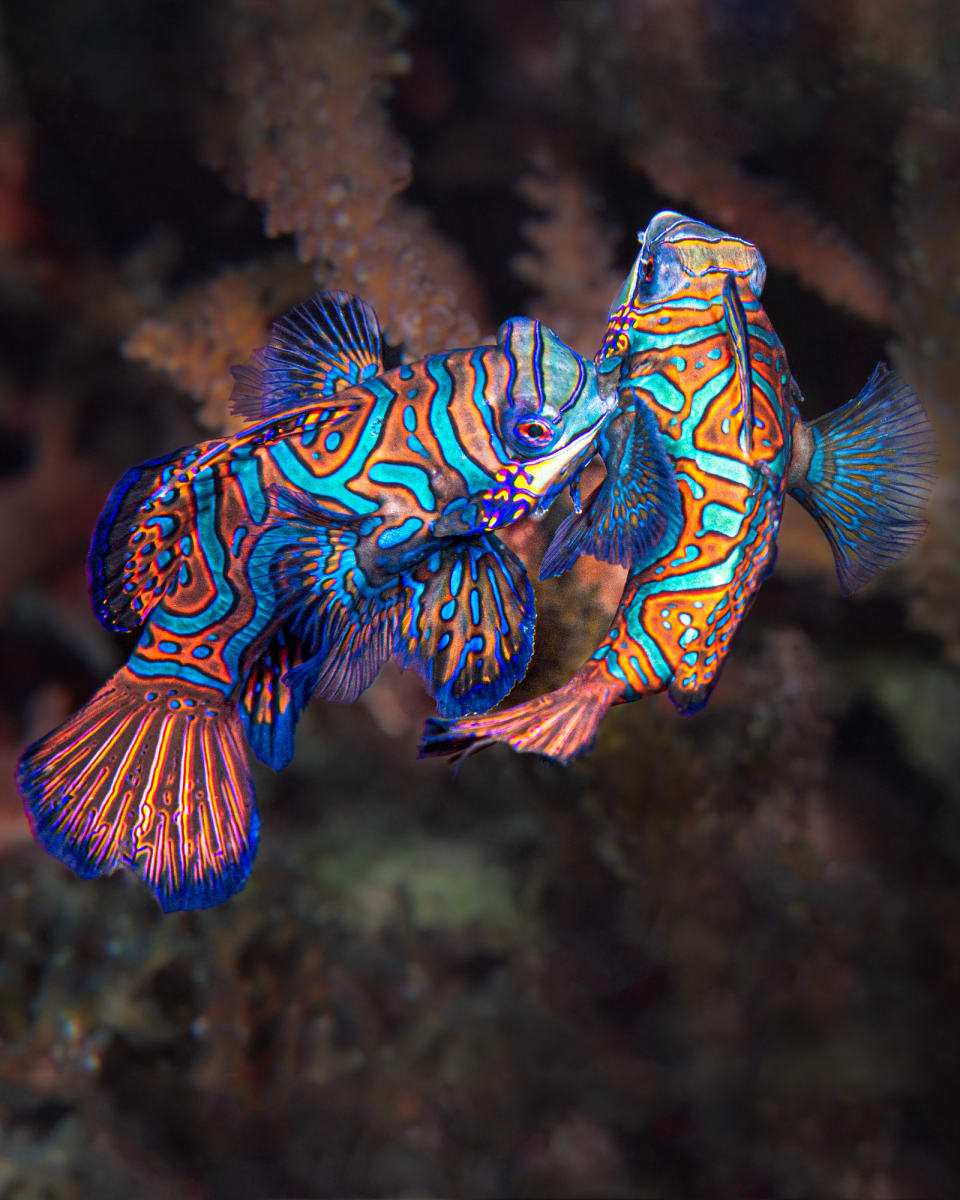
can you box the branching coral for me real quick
[513,163,624,358]
[893,108,960,662]
[123,256,312,433]
[635,137,893,325]
[209,0,484,357]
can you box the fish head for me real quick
[476,318,615,528]
[597,211,767,367]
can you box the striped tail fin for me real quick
[17,668,258,911]
[788,364,936,595]
[418,667,626,765]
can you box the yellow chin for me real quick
[521,418,604,495]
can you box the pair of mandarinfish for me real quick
[17,212,935,911]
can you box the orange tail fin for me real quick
[17,668,257,911]
[419,667,626,765]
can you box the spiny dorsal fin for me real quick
[721,272,754,454]
[231,290,384,421]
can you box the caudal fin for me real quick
[418,668,625,765]
[17,669,258,911]
[789,364,936,594]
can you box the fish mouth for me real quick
[518,413,607,496]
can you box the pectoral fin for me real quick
[257,488,403,706]
[539,398,682,579]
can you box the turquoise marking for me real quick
[669,545,700,567]
[301,421,320,448]
[721,418,731,435]
[147,515,177,538]
[406,434,431,460]
[231,525,248,556]
[192,645,212,659]
[670,356,686,371]
[426,358,496,494]
[679,628,699,647]
[438,632,451,651]
[324,431,343,452]
[368,460,436,512]
[403,405,417,432]
[407,388,418,399]
[150,472,235,636]
[681,652,698,667]
[693,449,753,487]
[156,549,172,570]
[399,365,413,380]
[440,599,457,621]
[361,362,378,379]
[450,560,463,595]
[470,588,481,624]
[621,318,728,352]
[126,654,231,694]
[632,373,686,413]
[232,455,267,524]
[676,471,705,499]
[268,392,388,514]
[159,640,179,653]
[708,347,723,360]
[470,348,511,468]
[628,655,649,687]
[179,536,193,555]
[377,517,423,549]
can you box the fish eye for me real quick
[517,419,552,441]
[509,415,559,455]
[642,257,655,281]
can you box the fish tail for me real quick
[17,667,258,911]
[788,364,936,594]
[419,666,626,765]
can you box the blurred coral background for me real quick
[1,1,959,1196]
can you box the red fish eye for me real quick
[516,420,552,441]
[642,257,655,281]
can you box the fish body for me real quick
[18,293,613,910]
[421,213,935,763]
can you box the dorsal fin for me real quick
[230,290,384,421]
[721,272,754,454]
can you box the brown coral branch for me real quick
[513,162,625,357]
[122,257,312,433]
[635,136,893,325]
[210,0,485,357]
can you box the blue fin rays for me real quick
[540,397,683,579]
[788,363,936,595]
[231,290,384,420]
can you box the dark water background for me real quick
[1,0,958,1195]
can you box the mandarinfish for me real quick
[420,212,936,764]
[18,291,615,910]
